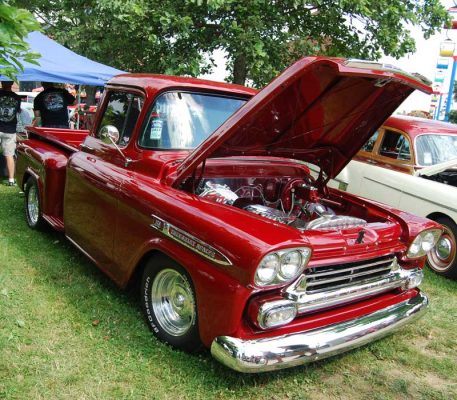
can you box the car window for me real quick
[361,129,380,152]
[97,92,144,147]
[379,130,411,161]
[416,134,457,165]
[138,92,246,149]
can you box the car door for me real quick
[64,90,144,275]
[355,128,414,206]
[340,129,381,194]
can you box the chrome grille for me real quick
[304,255,395,294]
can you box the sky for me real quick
[379,0,456,113]
[202,0,457,114]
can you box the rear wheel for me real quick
[427,217,457,279]
[141,254,201,352]
[24,176,45,230]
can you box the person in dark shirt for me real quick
[33,82,76,128]
[0,81,21,186]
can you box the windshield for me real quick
[416,134,457,166]
[138,92,247,149]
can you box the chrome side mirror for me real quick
[100,125,120,145]
[98,124,132,167]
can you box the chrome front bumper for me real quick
[211,290,428,373]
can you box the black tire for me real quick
[427,216,457,279]
[24,176,46,230]
[141,254,201,352]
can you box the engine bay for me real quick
[196,176,370,231]
[422,169,457,188]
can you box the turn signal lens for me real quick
[407,229,442,259]
[257,300,297,329]
[263,307,296,329]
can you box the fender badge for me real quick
[149,214,232,266]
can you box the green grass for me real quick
[1,185,457,400]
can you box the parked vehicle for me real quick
[334,116,457,278]
[15,58,439,372]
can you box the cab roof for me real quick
[384,115,457,139]
[107,74,257,99]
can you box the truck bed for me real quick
[16,127,90,231]
[26,126,89,153]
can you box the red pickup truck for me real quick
[16,57,440,373]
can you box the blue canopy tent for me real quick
[0,31,125,84]
[0,32,125,178]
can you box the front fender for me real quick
[127,237,254,347]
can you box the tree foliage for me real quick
[16,0,449,87]
[0,2,40,80]
[448,110,457,124]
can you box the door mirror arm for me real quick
[99,125,132,167]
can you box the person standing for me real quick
[33,82,75,128]
[0,81,21,186]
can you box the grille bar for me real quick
[308,258,394,279]
[304,256,395,294]
[306,265,394,288]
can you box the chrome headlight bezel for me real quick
[407,228,442,259]
[255,247,312,287]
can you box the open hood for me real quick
[415,158,457,177]
[173,57,431,187]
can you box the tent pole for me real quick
[76,86,81,129]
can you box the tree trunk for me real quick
[232,54,247,86]
[84,86,97,106]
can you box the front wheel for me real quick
[427,217,457,279]
[24,176,45,230]
[141,254,201,352]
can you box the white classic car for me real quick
[331,116,457,278]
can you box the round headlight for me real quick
[421,231,437,252]
[279,250,302,280]
[407,236,423,258]
[255,254,280,285]
[254,247,312,287]
[407,229,443,259]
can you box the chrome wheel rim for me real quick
[436,237,452,260]
[427,226,456,272]
[27,185,39,225]
[151,269,195,336]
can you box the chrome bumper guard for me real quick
[211,290,428,373]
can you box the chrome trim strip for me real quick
[211,290,428,373]
[286,268,421,315]
[149,214,232,266]
[343,60,432,86]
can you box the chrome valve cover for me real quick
[243,204,295,224]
